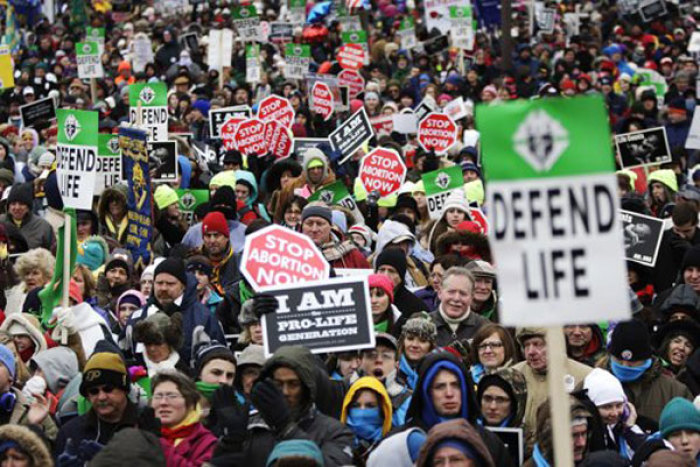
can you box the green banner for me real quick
[86,27,105,42]
[75,41,99,57]
[57,109,98,146]
[308,180,363,220]
[475,95,614,181]
[176,189,209,226]
[285,43,311,58]
[400,16,414,29]
[128,82,168,107]
[422,165,463,195]
[232,5,258,19]
[342,30,367,45]
[98,134,121,156]
[449,5,472,19]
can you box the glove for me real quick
[22,375,47,404]
[366,190,380,207]
[253,294,278,319]
[57,439,82,467]
[137,406,162,437]
[78,439,104,461]
[211,385,249,444]
[250,378,291,433]
[50,306,77,336]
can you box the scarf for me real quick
[470,363,485,385]
[143,349,180,377]
[321,240,357,262]
[18,342,36,363]
[161,409,199,446]
[439,305,470,332]
[239,280,255,306]
[212,247,234,295]
[196,381,220,402]
[532,443,551,467]
[610,358,652,382]
[399,354,418,390]
[105,215,128,241]
[346,407,384,443]
[374,320,389,333]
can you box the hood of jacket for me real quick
[416,418,495,467]
[234,169,258,206]
[405,351,476,429]
[434,229,492,263]
[302,149,329,183]
[374,220,416,259]
[341,376,393,436]
[97,184,128,222]
[0,424,52,466]
[367,427,425,467]
[0,313,47,355]
[30,346,79,394]
[260,345,318,404]
[535,395,594,463]
[660,284,699,313]
[476,367,527,427]
[648,169,678,193]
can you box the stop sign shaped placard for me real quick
[338,69,365,99]
[337,44,366,70]
[234,118,267,156]
[359,147,407,198]
[240,225,330,291]
[311,82,334,121]
[221,116,246,151]
[257,95,295,128]
[418,112,458,154]
[264,120,293,159]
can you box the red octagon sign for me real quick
[418,112,458,155]
[257,95,295,128]
[264,120,293,159]
[311,81,334,121]
[338,69,365,99]
[234,118,267,156]
[359,147,407,198]
[337,44,365,70]
[221,116,246,151]
[240,225,330,291]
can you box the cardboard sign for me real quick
[209,106,252,139]
[131,33,153,73]
[148,141,179,182]
[337,69,365,100]
[422,166,464,219]
[621,210,664,267]
[76,41,103,78]
[129,82,168,142]
[95,134,122,195]
[311,82,334,121]
[240,224,331,291]
[418,112,458,154]
[359,147,406,198]
[486,427,524,466]
[292,137,328,158]
[258,95,295,128]
[285,44,311,80]
[246,44,261,84]
[234,118,268,157]
[207,29,234,72]
[176,189,209,226]
[329,107,374,164]
[264,120,293,159]
[56,109,98,210]
[232,5,262,41]
[221,116,246,151]
[0,47,14,90]
[476,96,630,326]
[337,44,365,70]
[261,276,375,358]
[20,97,56,129]
[615,127,671,169]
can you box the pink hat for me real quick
[368,273,394,303]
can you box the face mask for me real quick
[195,381,220,402]
[610,358,652,382]
[347,407,383,442]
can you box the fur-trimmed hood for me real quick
[0,313,47,355]
[133,311,184,350]
[0,424,52,466]
[97,184,128,223]
[435,229,492,263]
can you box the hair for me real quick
[431,254,465,271]
[672,202,698,227]
[470,323,518,367]
[14,248,55,282]
[440,266,475,292]
[151,370,201,409]
[74,263,96,298]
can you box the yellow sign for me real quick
[0,47,14,89]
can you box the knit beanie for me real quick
[267,440,324,467]
[7,183,33,207]
[477,373,516,409]
[610,320,653,362]
[375,247,407,281]
[80,351,129,396]
[348,224,374,247]
[401,312,438,343]
[660,397,700,437]
[209,170,237,190]
[154,185,179,210]
[0,344,15,381]
[210,185,237,220]
[154,257,188,286]
[368,273,395,302]
[301,204,333,225]
[117,290,146,309]
[202,211,230,237]
[194,342,236,379]
[682,245,700,272]
[583,368,626,407]
[104,250,133,279]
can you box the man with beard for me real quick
[121,258,225,367]
[564,324,606,367]
[200,211,240,296]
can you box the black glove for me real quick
[253,294,279,319]
[136,406,161,437]
[366,190,380,207]
[211,385,250,445]
[250,378,291,433]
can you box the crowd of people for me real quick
[0,0,700,465]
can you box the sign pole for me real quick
[546,326,574,467]
[218,33,225,90]
[59,212,71,344]
[90,77,97,105]
[136,100,143,127]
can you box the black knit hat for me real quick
[210,185,237,220]
[194,342,236,379]
[682,246,700,272]
[375,247,407,281]
[154,257,188,285]
[7,183,33,207]
[610,320,653,361]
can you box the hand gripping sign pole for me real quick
[59,214,71,344]
[546,327,574,467]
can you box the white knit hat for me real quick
[583,368,626,407]
[440,190,471,218]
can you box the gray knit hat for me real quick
[301,204,333,225]
[401,312,438,343]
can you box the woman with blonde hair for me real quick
[5,248,55,314]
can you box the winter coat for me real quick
[652,228,700,294]
[89,428,166,467]
[4,387,57,441]
[0,424,52,466]
[241,346,354,467]
[372,220,429,289]
[0,212,54,250]
[121,273,225,367]
[567,324,606,367]
[416,418,495,467]
[182,219,247,253]
[160,422,217,466]
[97,185,129,246]
[430,306,490,347]
[677,348,700,396]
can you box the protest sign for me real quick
[0,47,14,90]
[180,32,199,52]
[414,99,436,124]
[397,16,417,49]
[469,207,489,233]
[393,111,418,134]
[337,69,364,100]
[425,0,461,33]
[418,112,457,154]
[132,33,154,73]
[615,127,671,169]
[444,97,470,121]
[341,30,369,65]
[20,97,56,129]
[209,105,252,138]
[292,137,328,158]
[234,118,267,156]
[329,107,374,163]
[486,427,524,466]
[337,44,365,70]
[308,180,364,222]
[475,95,630,325]
[639,0,667,22]
[449,5,475,50]
[370,116,394,136]
[207,29,234,72]
[689,31,700,53]
[635,68,667,102]
[264,120,293,159]
[175,189,209,226]
[246,44,261,83]
[269,22,294,44]
[359,148,406,198]
[311,81,334,121]
[240,224,330,291]
[535,6,556,34]
[261,276,375,358]
[76,41,103,79]
[119,126,152,269]
[129,82,168,142]
[287,0,306,22]
[56,109,98,210]
[422,165,464,219]
[232,5,262,41]
[285,44,311,79]
[148,141,179,182]
[258,95,295,128]
[95,134,122,195]
[85,26,105,54]
[621,210,664,267]
[221,116,246,151]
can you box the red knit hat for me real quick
[368,273,394,303]
[69,279,83,304]
[202,211,230,237]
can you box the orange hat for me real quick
[118,60,132,73]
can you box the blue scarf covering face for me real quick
[347,408,384,443]
[420,360,469,429]
[610,358,652,382]
[470,363,485,385]
[399,354,419,390]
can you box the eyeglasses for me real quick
[482,395,510,405]
[87,384,116,396]
[152,393,184,402]
[478,342,504,351]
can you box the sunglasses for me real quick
[87,384,116,396]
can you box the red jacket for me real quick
[329,248,371,269]
[160,423,217,467]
